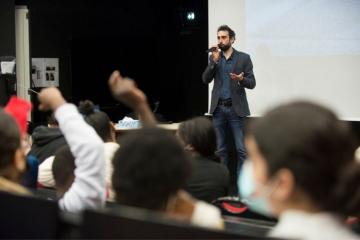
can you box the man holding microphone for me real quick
[202,25,256,182]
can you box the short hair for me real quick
[78,100,111,141]
[0,110,20,170]
[248,101,360,215]
[112,127,191,210]
[217,25,236,40]
[178,117,217,159]
[46,112,58,126]
[52,145,75,192]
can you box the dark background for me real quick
[1,0,360,195]
[0,0,208,123]
[1,0,360,142]
[0,0,16,105]
[25,0,208,123]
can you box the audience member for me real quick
[37,101,115,190]
[4,96,32,155]
[177,117,229,203]
[108,70,224,229]
[52,145,75,198]
[112,128,223,229]
[28,113,66,164]
[0,109,29,195]
[33,113,66,188]
[37,88,106,212]
[78,100,119,200]
[239,101,360,240]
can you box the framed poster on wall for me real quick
[31,58,59,87]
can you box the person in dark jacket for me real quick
[177,117,229,203]
[28,113,66,164]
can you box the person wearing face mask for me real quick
[238,101,360,240]
[202,25,256,184]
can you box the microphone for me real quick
[16,83,39,95]
[206,46,219,53]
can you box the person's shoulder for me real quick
[202,157,228,170]
[32,125,47,135]
[0,177,32,196]
[104,141,120,150]
[195,157,228,171]
[191,200,224,229]
[234,49,251,59]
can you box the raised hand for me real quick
[108,70,156,126]
[108,70,147,111]
[38,87,66,111]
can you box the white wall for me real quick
[208,0,360,120]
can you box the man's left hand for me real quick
[230,72,245,81]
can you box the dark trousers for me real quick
[212,105,247,177]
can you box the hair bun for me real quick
[78,100,95,116]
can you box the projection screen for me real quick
[208,0,360,120]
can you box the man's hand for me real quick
[230,72,245,81]
[38,87,66,111]
[210,45,220,63]
[108,70,147,111]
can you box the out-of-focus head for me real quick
[177,117,217,160]
[242,101,360,217]
[46,112,58,128]
[0,109,26,181]
[52,145,75,198]
[112,127,191,211]
[78,100,114,142]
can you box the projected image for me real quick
[208,0,360,119]
[246,0,360,56]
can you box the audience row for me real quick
[0,70,359,239]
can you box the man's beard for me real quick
[218,43,231,51]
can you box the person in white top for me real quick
[77,100,119,200]
[37,88,106,212]
[37,100,119,200]
[238,101,360,240]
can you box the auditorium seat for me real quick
[0,191,59,238]
[81,204,283,239]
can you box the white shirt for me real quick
[270,210,360,240]
[104,142,119,201]
[37,142,119,199]
[38,156,55,187]
[191,201,224,230]
[55,104,106,212]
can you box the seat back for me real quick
[81,205,266,239]
[0,191,59,239]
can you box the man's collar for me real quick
[221,47,235,60]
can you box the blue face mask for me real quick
[238,160,273,217]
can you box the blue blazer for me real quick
[202,49,256,117]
